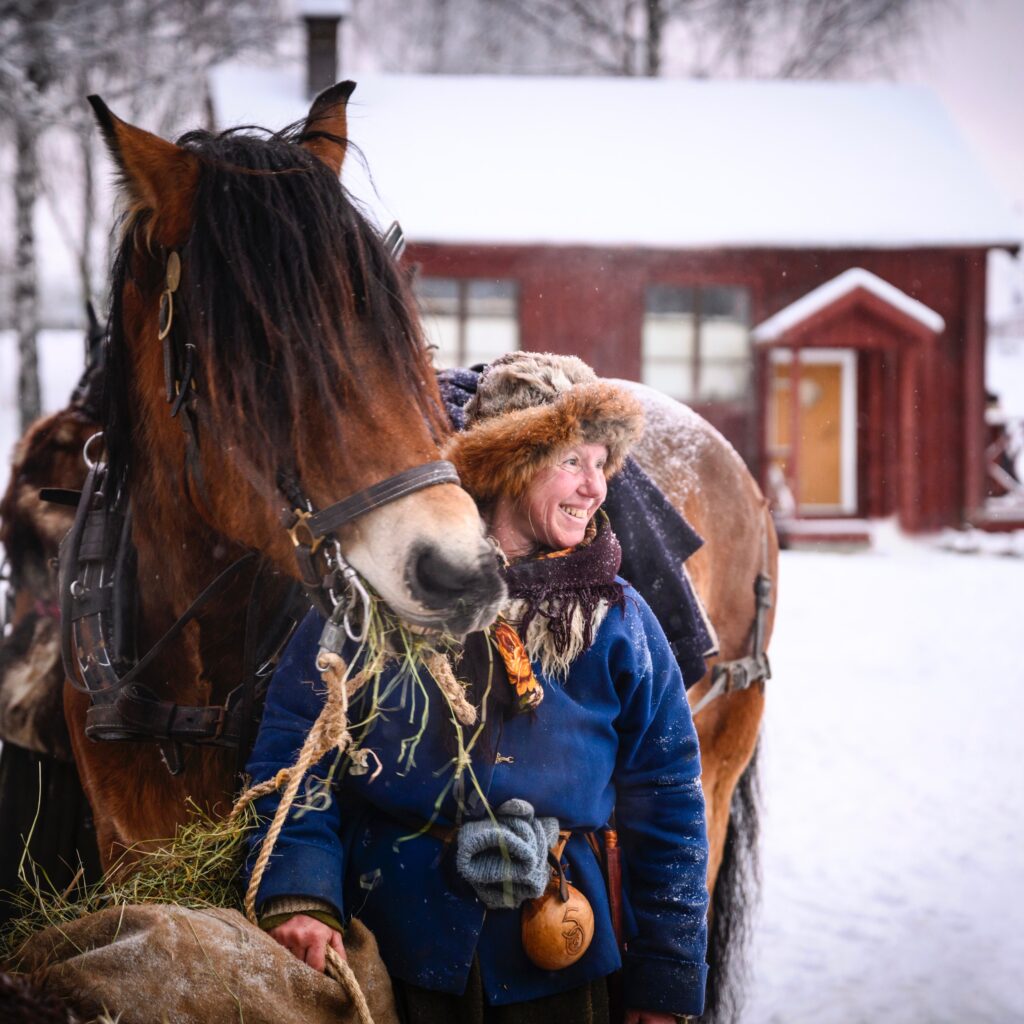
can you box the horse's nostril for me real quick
[412,546,478,602]
[406,543,506,629]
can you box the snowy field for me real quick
[1,331,1022,1022]
[744,540,1024,1024]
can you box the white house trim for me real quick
[752,268,945,343]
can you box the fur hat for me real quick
[445,352,644,503]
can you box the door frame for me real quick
[768,347,858,515]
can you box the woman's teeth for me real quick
[561,506,586,519]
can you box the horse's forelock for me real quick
[104,123,444,505]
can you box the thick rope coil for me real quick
[422,651,477,726]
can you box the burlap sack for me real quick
[14,904,399,1024]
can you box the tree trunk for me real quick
[14,117,42,432]
[645,0,663,76]
[78,67,95,314]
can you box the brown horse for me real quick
[625,385,777,1020]
[65,84,506,866]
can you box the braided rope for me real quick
[422,651,477,726]
[326,946,375,1024]
[229,651,374,1021]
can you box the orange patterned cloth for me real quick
[489,519,601,712]
[491,619,544,712]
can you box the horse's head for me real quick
[91,84,504,635]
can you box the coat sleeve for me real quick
[243,609,348,921]
[612,590,709,1018]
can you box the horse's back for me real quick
[616,381,777,660]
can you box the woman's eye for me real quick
[564,457,580,468]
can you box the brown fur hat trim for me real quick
[446,353,644,503]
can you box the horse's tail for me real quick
[702,735,763,1023]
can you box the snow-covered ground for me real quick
[744,539,1024,1023]
[0,331,1022,1021]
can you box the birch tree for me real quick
[0,0,282,431]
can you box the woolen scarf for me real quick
[496,512,626,692]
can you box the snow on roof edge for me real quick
[752,268,946,341]
[408,234,1021,253]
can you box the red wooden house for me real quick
[211,33,1021,536]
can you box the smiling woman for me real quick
[245,353,710,1024]
[489,442,609,557]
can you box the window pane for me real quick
[698,360,749,402]
[642,360,693,401]
[702,285,750,322]
[643,316,696,360]
[646,285,695,316]
[642,287,695,401]
[422,313,460,369]
[416,277,459,315]
[466,316,519,364]
[702,318,749,360]
[467,279,517,316]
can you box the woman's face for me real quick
[493,442,609,556]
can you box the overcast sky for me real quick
[902,0,1024,316]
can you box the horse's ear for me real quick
[300,81,356,178]
[88,95,199,248]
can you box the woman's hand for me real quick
[267,913,346,972]
[625,1010,680,1024]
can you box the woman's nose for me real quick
[578,467,605,498]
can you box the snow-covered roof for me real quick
[752,268,946,342]
[208,67,1022,251]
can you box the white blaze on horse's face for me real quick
[341,483,504,636]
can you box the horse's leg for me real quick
[693,686,765,893]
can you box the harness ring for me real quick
[82,431,106,470]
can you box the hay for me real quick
[1,800,257,967]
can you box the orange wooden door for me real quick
[768,361,844,509]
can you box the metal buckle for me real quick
[209,703,227,740]
[287,508,323,554]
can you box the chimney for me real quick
[301,0,351,98]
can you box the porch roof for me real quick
[751,268,946,344]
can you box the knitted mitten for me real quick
[455,798,559,909]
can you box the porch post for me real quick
[755,345,769,493]
[899,346,921,531]
[788,345,802,510]
[962,254,986,523]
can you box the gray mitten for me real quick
[455,798,560,909]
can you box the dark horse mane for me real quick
[102,121,443,508]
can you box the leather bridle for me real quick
[58,223,461,773]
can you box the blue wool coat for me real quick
[245,584,709,1016]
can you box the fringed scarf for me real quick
[493,512,626,703]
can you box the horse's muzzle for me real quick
[405,542,506,635]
